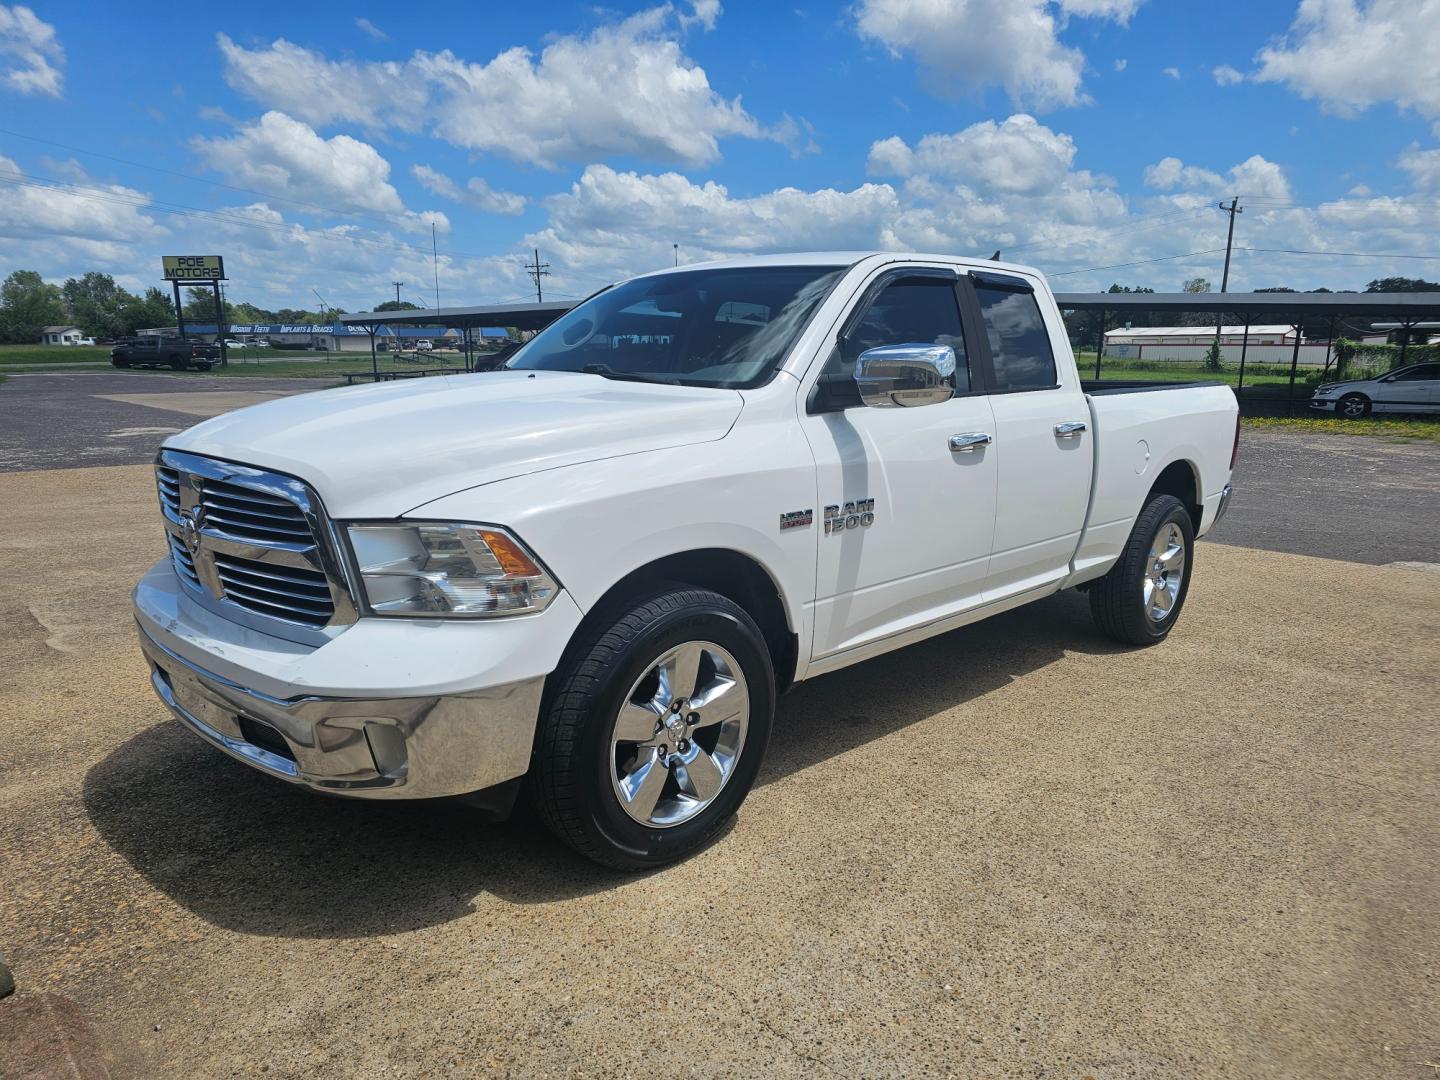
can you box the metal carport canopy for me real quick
[1053,292,1440,316]
[339,301,575,331]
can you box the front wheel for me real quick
[1089,494,1195,646]
[531,587,774,870]
[1337,393,1370,419]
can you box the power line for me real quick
[1236,246,1440,261]
[1050,248,1228,277]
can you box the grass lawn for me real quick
[1074,352,1327,388]
[0,344,113,367]
[1243,415,1440,442]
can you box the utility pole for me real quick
[392,281,403,305]
[1218,197,1242,292]
[524,248,551,303]
[673,243,679,267]
[1212,197,1243,366]
[432,223,440,311]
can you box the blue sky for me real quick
[2,0,1439,311]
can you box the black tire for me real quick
[111,359,129,368]
[1336,393,1370,420]
[193,362,212,371]
[168,357,186,371]
[1089,494,1195,646]
[531,587,775,870]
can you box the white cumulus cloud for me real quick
[0,4,62,97]
[411,164,526,216]
[866,114,1086,195]
[1255,0,1440,117]
[193,112,447,232]
[1143,153,1291,201]
[854,0,1088,110]
[217,6,777,168]
[1212,64,1244,86]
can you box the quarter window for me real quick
[1392,364,1439,381]
[974,284,1057,392]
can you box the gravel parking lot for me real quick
[1,461,1436,1079]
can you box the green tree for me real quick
[375,300,422,312]
[62,272,134,338]
[118,287,176,335]
[0,269,66,343]
[1365,276,1440,293]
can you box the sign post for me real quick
[163,256,228,366]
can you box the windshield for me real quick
[507,264,846,388]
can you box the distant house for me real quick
[41,325,87,346]
[1105,325,1300,348]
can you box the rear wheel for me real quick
[1337,393,1370,419]
[111,359,129,368]
[1089,494,1195,646]
[531,587,774,870]
[193,362,212,371]
[168,357,186,371]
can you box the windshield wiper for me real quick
[579,363,675,385]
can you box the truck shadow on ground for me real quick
[83,589,1122,938]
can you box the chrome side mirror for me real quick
[854,343,956,408]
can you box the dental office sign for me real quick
[162,255,226,281]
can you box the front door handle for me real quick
[1054,421,1088,438]
[949,432,992,452]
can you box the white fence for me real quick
[1105,342,1334,367]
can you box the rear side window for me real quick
[974,284,1057,392]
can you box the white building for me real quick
[1105,325,1299,349]
[1103,324,1332,366]
[41,325,87,345]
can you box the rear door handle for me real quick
[1054,421,1088,438]
[949,432,992,452]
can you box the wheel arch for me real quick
[565,547,799,695]
[1146,458,1203,533]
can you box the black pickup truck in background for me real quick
[111,337,221,372]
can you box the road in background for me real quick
[0,372,327,471]
[1209,427,1440,565]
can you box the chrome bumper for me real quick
[1213,482,1235,526]
[138,626,543,799]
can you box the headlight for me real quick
[346,522,559,617]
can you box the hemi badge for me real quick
[779,509,813,531]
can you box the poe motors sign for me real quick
[162,255,226,282]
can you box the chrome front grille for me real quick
[155,449,357,641]
[199,479,314,545]
[212,552,333,625]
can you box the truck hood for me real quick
[166,370,744,517]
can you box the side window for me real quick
[820,277,970,404]
[1394,364,1439,381]
[974,284,1058,392]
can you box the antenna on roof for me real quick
[990,250,1002,261]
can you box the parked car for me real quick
[111,336,220,372]
[221,339,248,350]
[1310,362,1440,418]
[415,338,434,352]
[133,252,1238,869]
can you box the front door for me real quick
[800,269,998,660]
[1376,363,1440,413]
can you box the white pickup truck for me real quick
[134,252,1238,868]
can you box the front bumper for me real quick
[139,627,543,798]
[1309,398,1337,411]
[134,557,584,799]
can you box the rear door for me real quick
[800,268,998,660]
[966,272,1094,600]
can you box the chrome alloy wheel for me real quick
[609,640,750,828]
[1143,522,1186,623]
